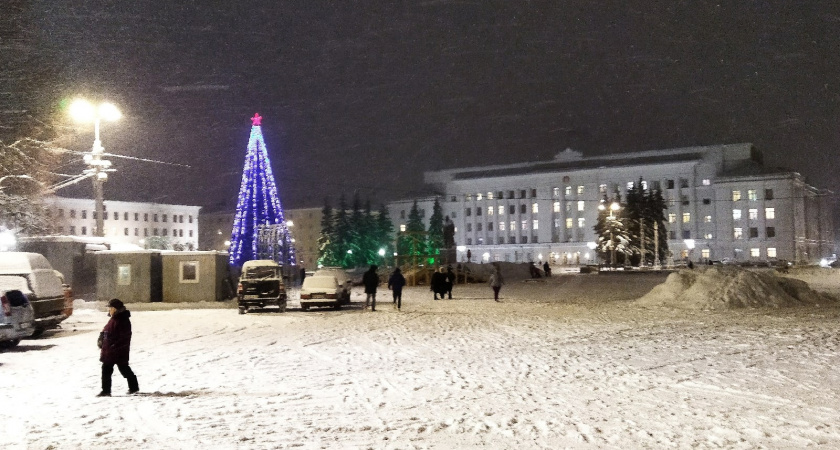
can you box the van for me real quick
[0,252,71,335]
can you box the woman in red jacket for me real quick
[98,298,139,397]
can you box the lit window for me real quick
[599,184,607,193]
[668,213,676,223]
[476,193,483,200]
[577,185,584,195]
[521,220,528,230]
[704,215,712,223]
[510,221,515,231]
[704,233,713,239]
[400,224,406,232]
[682,213,691,223]
[564,186,572,196]
[532,203,538,213]
[553,202,561,213]
[577,218,585,228]
[748,189,757,201]
[734,227,743,239]
[702,179,711,186]
[750,248,760,258]
[499,221,506,231]
[533,219,539,230]
[627,181,634,190]
[553,218,561,228]
[565,218,573,229]
[767,247,777,258]
[749,209,758,220]
[733,209,742,220]
[498,205,504,215]
[487,192,493,200]
[577,201,585,212]
[641,181,648,190]
[766,208,775,219]
[701,249,710,258]
[553,187,560,198]
[487,206,494,216]
[732,190,741,201]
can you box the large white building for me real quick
[422,143,834,265]
[42,197,201,249]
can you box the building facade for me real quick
[43,197,201,249]
[422,144,834,265]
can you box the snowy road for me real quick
[2,276,840,449]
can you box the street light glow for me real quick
[69,99,121,122]
[378,248,386,256]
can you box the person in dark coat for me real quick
[98,298,139,397]
[362,265,379,311]
[430,267,448,300]
[387,267,407,310]
[543,261,552,277]
[445,266,455,299]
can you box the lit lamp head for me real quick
[69,98,121,122]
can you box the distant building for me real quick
[198,208,322,268]
[42,197,201,250]
[419,143,833,264]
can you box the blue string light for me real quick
[229,114,296,267]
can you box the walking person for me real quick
[388,267,406,310]
[543,261,552,277]
[445,266,455,299]
[362,265,379,311]
[97,299,139,397]
[488,265,504,302]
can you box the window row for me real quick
[465,203,540,216]
[465,220,539,232]
[733,208,775,220]
[57,226,195,238]
[732,189,774,201]
[459,189,538,202]
[733,227,776,239]
[465,236,539,245]
[54,209,194,223]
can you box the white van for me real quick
[0,252,71,335]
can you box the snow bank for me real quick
[636,265,836,309]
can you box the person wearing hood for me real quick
[362,265,380,311]
[97,298,139,397]
[388,267,407,310]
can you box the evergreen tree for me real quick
[347,192,364,267]
[359,199,377,265]
[397,200,426,265]
[593,194,632,266]
[622,178,669,266]
[333,195,352,268]
[317,198,338,267]
[427,197,444,261]
[648,188,670,264]
[375,203,394,265]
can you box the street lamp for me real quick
[69,98,121,237]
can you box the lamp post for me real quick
[69,99,121,237]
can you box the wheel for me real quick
[30,328,44,338]
[301,305,309,311]
[238,307,246,315]
[334,303,341,310]
[0,339,21,349]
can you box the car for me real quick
[312,267,351,304]
[300,275,344,310]
[237,260,288,314]
[0,252,70,335]
[0,289,36,350]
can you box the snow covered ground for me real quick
[2,272,840,449]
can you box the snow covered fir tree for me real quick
[228,114,295,267]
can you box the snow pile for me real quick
[636,265,836,309]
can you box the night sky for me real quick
[33,1,840,211]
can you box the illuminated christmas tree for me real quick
[229,113,295,267]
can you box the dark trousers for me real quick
[366,293,376,311]
[392,289,402,309]
[492,286,501,300]
[446,285,452,299]
[102,362,139,394]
